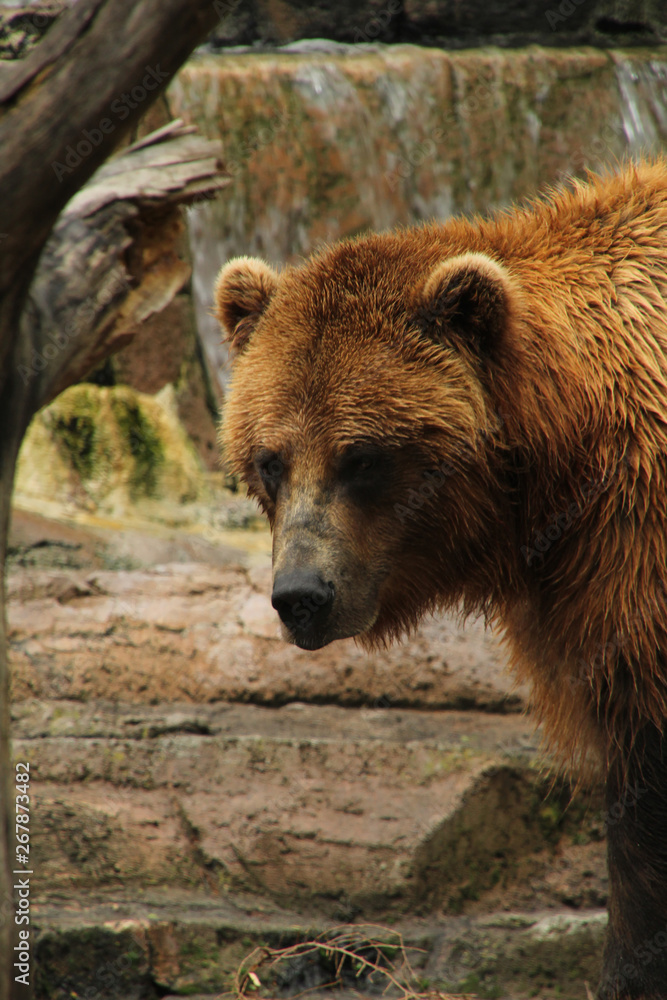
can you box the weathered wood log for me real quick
[0,1,65,60]
[19,120,228,413]
[0,0,220,398]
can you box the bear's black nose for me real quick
[271,570,334,637]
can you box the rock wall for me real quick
[167,45,667,393]
[209,0,667,49]
[13,384,210,519]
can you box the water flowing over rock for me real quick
[168,46,667,392]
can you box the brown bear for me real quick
[215,158,667,1000]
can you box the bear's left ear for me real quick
[214,256,279,355]
[414,252,515,362]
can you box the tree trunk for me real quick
[0,0,220,393]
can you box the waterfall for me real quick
[168,47,667,393]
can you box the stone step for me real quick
[32,891,606,999]
[8,516,526,712]
[15,701,607,921]
[7,514,610,999]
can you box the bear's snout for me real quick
[271,569,335,648]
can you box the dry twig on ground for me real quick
[227,924,474,1000]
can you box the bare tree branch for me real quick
[0,0,220,390]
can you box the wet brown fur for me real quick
[218,160,667,996]
[219,159,667,785]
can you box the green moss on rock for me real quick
[49,411,97,481]
[15,383,208,516]
[111,395,164,499]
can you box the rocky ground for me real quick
[7,502,611,1000]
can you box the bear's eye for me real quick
[338,446,380,480]
[254,449,286,499]
[337,444,393,504]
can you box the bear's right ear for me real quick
[413,252,515,363]
[214,256,279,355]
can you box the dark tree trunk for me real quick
[0,0,219,380]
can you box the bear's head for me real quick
[216,238,518,650]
